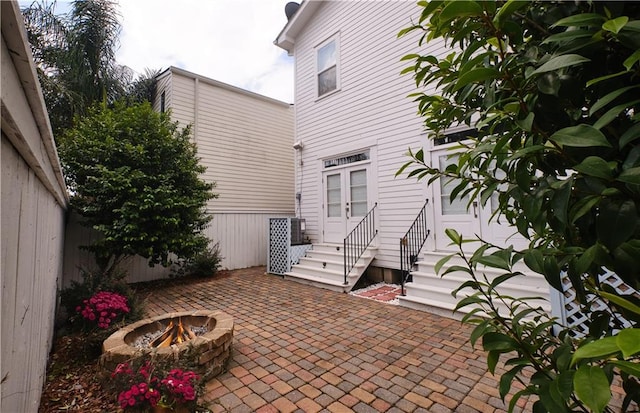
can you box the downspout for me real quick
[193,77,199,144]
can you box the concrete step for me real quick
[283,271,358,293]
[409,270,550,297]
[285,244,378,293]
[297,256,365,273]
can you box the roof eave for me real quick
[274,0,323,54]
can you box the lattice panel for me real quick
[556,269,637,337]
[290,244,312,266]
[267,218,290,275]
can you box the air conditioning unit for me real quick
[291,218,306,245]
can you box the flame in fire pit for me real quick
[149,317,196,348]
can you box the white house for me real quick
[64,67,295,284]
[275,0,551,316]
[1,1,68,410]
[153,67,295,272]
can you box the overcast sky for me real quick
[22,0,295,103]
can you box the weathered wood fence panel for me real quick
[63,212,293,286]
[1,3,68,409]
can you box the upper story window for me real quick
[160,91,166,113]
[316,34,339,97]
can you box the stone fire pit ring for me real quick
[101,310,233,378]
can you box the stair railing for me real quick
[400,199,430,296]
[344,203,378,285]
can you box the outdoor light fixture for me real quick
[293,141,304,150]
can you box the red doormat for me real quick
[349,283,401,304]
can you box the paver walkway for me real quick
[143,266,533,412]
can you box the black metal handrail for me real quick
[343,203,378,285]
[400,199,430,295]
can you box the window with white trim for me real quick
[316,35,339,97]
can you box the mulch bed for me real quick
[38,272,232,412]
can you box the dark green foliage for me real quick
[60,268,144,331]
[399,1,640,411]
[22,0,128,135]
[59,102,216,273]
[172,243,223,279]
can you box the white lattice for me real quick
[290,244,312,266]
[267,218,290,275]
[554,269,637,337]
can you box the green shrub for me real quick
[172,243,223,279]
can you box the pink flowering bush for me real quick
[111,360,201,412]
[75,291,129,329]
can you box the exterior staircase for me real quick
[398,251,552,319]
[284,243,377,292]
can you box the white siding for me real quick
[1,3,68,410]
[63,68,296,282]
[292,1,434,269]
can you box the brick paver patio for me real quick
[143,266,533,412]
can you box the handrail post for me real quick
[399,199,430,296]
[343,203,378,287]
[343,238,347,285]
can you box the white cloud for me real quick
[115,0,293,103]
[18,0,295,102]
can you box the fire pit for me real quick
[101,310,233,378]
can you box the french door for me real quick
[323,165,369,244]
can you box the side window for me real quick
[316,35,339,97]
[160,91,166,113]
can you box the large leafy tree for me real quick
[399,1,640,411]
[59,102,216,275]
[22,0,132,135]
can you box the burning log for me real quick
[149,318,196,348]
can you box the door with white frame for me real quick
[431,147,528,251]
[323,164,370,244]
[431,148,481,251]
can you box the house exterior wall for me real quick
[1,2,68,410]
[157,68,295,271]
[288,1,435,270]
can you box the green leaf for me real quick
[524,249,544,274]
[454,295,485,311]
[470,319,491,347]
[596,200,637,249]
[599,291,640,318]
[611,360,640,378]
[550,177,572,225]
[552,13,604,28]
[439,0,483,22]
[515,112,534,132]
[483,332,518,352]
[602,16,629,34]
[499,365,525,400]
[530,54,591,76]
[434,254,453,275]
[445,228,462,245]
[476,254,510,271]
[589,86,639,116]
[593,100,640,130]
[453,68,500,91]
[573,365,611,413]
[574,156,614,180]
[549,125,612,148]
[571,336,620,365]
[617,329,640,359]
[487,350,500,374]
[493,0,527,27]
[620,122,640,149]
[586,70,628,88]
[618,167,640,184]
[623,49,640,71]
